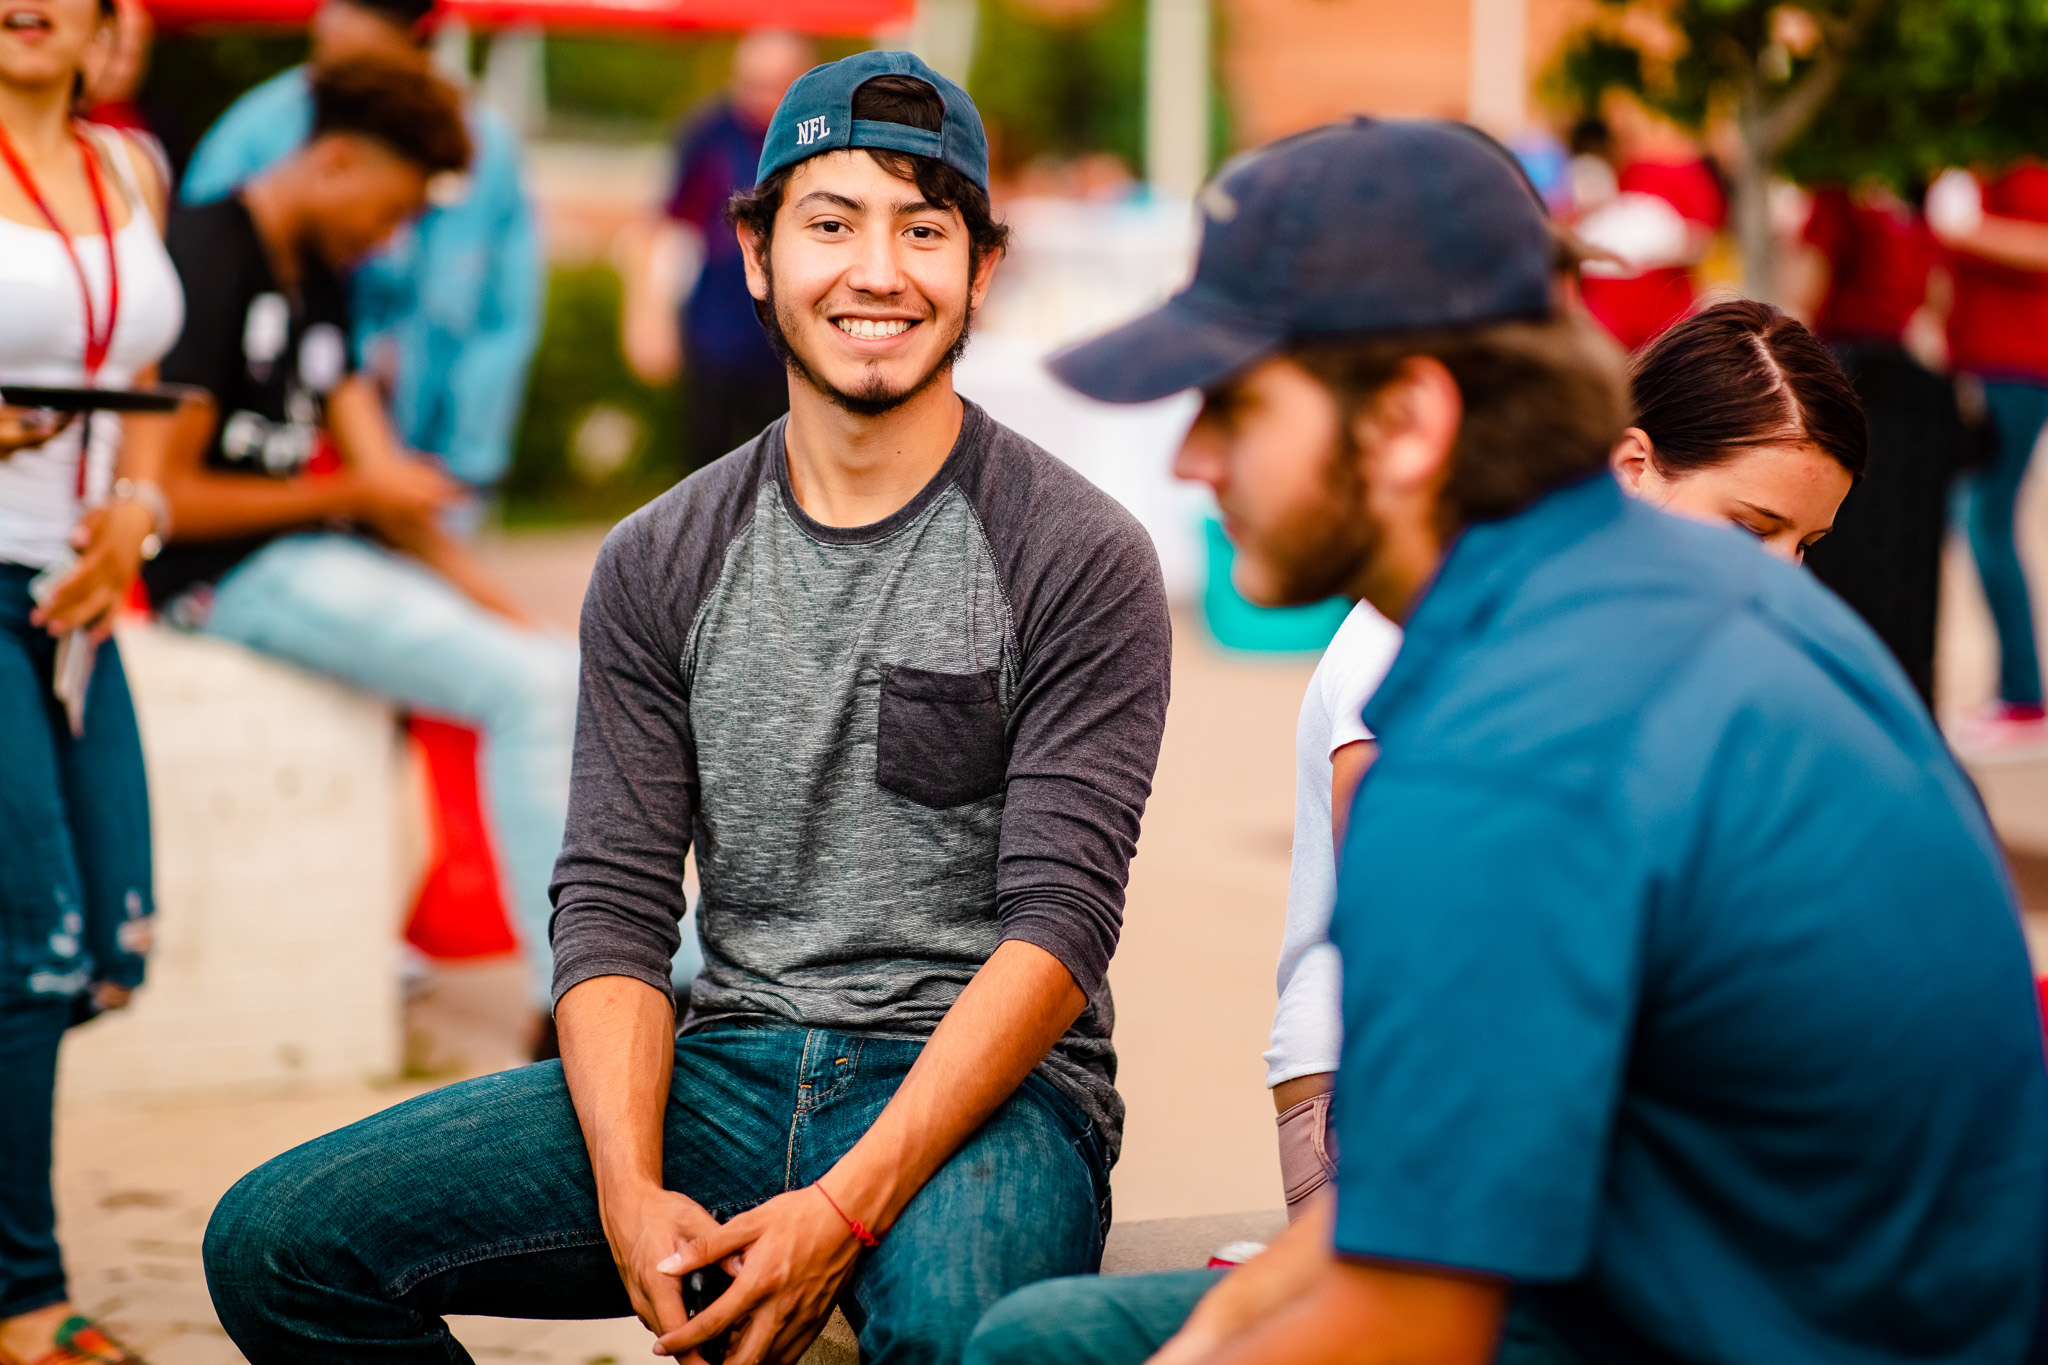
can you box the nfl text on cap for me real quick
[756,50,990,195]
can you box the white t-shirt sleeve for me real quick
[1265,601,1403,1087]
[1322,605,1402,754]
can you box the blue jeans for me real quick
[0,1000,71,1318]
[0,563,152,1006]
[965,1270,1590,1365]
[203,1026,1111,1364]
[195,533,592,1005]
[1,563,154,1318]
[1961,380,2048,706]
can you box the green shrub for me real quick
[503,264,687,526]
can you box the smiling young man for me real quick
[966,119,2048,1365]
[201,51,1171,1365]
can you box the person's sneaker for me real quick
[1948,702,2048,765]
[1206,1241,1267,1268]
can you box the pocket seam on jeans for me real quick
[386,1227,611,1299]
[808,1036,863,1108]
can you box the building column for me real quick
[432,14,471,86]
[910,0,980,87]
[1467,0,1526,133]
[481,23,547,139]
[1146,0,1210,197]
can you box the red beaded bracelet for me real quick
[813,1182,879,1248]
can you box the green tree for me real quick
[506,265,684,526]
[1552,0,2048,299]
[1788,4,2048,187]
[968,0,1146,177]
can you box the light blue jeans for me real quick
[196,533,583,1006]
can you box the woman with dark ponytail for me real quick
[0,0,183,1357]
[1613,299,1866,564]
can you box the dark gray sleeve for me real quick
[973,432,1173,997]
[548,452,760,1008]
[547,523,696,1007]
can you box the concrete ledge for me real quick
[58,624,409,1101]
[1104,1208,1287,1273]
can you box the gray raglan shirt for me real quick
[548,401,1171,1159]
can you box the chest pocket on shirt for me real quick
[876,665,1007,809]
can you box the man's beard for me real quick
[757,263,974,418]
[1250,430,1382,606]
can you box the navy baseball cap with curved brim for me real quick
[1049,117,1554,404]
[756,50,989,194]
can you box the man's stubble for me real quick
[1254,428,1383,608]
[758,259,975,419]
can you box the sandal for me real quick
[20,1317,148,1365]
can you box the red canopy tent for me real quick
[142,0,913,32]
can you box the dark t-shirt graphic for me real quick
[146,194,355,608]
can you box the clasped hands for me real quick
[606,1179,868,1365]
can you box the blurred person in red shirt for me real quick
[1929,160,2048,754]
[1788,181,1958,705]
[1571,94,1726,351]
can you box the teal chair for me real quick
[1200,517,1351,653]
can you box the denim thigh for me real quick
[0,565,151,1003]
[963,1270,1591,1365]
[778,1033,1112,1365]
[205,1035,800,1364]
[964,1269,1220,1365]
[204,1026,1109,1365]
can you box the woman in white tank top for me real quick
[0,0,183,1359]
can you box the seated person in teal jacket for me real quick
[182,0,539,499]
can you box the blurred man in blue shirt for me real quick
[619,30,811,472]
[182,0,540,500]
[966,118,2048,1365]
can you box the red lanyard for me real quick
[0,121,121,496]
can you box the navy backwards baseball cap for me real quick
[1050,118,1555,404]
[756,50,989,194]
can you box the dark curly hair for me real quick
[308,56,471,177]
[1629,298,1868,481]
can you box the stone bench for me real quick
[57,624,411,1101]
